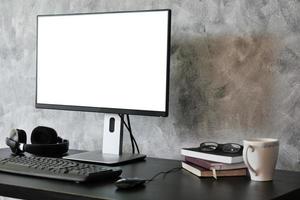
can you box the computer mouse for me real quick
[115,178,146,189]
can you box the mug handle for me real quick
[245,145,257,176]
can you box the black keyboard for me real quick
[0,156,122,182]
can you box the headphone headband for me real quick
[24,139,69,156]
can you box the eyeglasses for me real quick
[199,142,243,154]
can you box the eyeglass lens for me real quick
[199,142,218,152]
[222,143,242,153]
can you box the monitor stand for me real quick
[63,114,146,165]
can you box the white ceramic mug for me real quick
[243,138,279,181]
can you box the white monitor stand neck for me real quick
[63,114,146,165]
[102,113,124,155]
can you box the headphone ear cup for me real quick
[31,126,58,144]
[6,129,27,154]
[16,129,27,144]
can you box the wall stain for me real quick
[171,37,213,134]
[172,35,280,135]
[214,84,227,99]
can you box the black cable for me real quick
[146,167,182,183]
[119,114,135,154]
[126,114,140,154]
[118,114,140,154]
[124,115,136,154]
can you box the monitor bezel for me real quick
[35,9,171,117]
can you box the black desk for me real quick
[0,148,299,200]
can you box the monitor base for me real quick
[64,151,146,165]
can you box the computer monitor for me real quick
[36,9,171,164]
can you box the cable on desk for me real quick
[146,167,182,183]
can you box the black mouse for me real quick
[115,178,146,189]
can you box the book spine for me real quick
[185,157,210,169]
[216,169,247,177]
[185,156,212,169]
[185,156,224,170]
[182,162,247,178]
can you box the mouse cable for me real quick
[146,167,182,183]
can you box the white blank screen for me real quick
[37,11,169,113]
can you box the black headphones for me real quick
[6,126,69,156]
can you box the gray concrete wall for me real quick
[0,0,299,185]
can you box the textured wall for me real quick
[0,0,300,183]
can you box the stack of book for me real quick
[181,147,247,179]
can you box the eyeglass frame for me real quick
[199,142,243,154]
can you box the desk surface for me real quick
[0,148,299,200]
